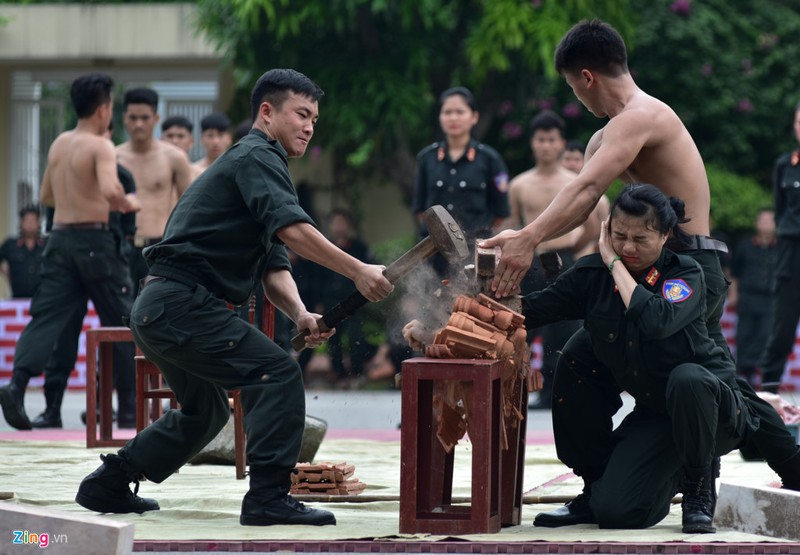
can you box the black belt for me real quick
[681,235,729,254]
[134,237,162,248]
[52,222,108,231]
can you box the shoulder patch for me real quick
[662,279,693,303]
[494,172,509,193]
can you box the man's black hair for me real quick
[555,19,628,77]
[161,115,193,133]
[124,87,159,110]
[529,110,566,137]
[18,204,40,220]
[70,73,114,119]
[200,112,231,133]
[565,140,585,153]
[250,69,324,120]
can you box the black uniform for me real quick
[413,139,509,275]
[731,235,777,383]
[0,235,45,298]
[523,251,755,528]
[316,237,375,380]
[760,150,800,391]
[122,129,315,484]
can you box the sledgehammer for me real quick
[291,205,469,351]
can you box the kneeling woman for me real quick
[524,183,756,532]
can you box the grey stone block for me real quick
[714,481,800,540]
[0,501,134,554]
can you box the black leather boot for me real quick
[32,383,64,429]
[768,448,800,491]
[681,466,716,534]
[75,454,160,514]
[0,371,32,430]
[240,467,336,526]
[533,483,596,527]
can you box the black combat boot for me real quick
[533,482,596,527]
[31,383,64,429]
[75,454,160,514]
[0,370,32,430]
[681,466,716,534]
[768,448,800,491]
[240,466,336,526]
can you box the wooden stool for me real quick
[399,357,504,535]
[85,327,134,448]
[134,356,248,479]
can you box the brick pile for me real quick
[422,293,542,452]
[290,462,367,496]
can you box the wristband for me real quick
[608,255,622,272]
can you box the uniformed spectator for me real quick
[316,209,376,387]
[729,209,777,387]
[412,86,509,277]
[759,102,800,393]
[0,205,45,298]
[75,68,393,526]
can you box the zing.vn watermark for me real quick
[12,530,68,548]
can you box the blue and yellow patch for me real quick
[494,172,509,193]
[662,279,693,303]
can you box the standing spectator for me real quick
[505,111,583,410]
[413,86,509,277]
[161,115,203,182]
[316,209,375,387]
[0,205,45,298]
[729,209,777,387]
[117,87,193,296]
[191,112,233,176]
[760,102,800,393]
[0,73,140,430]
[34,121,139,429]
[561,140,585,174]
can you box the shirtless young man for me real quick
[506,110,584,409]
[480,18,800,525]
[0,73,140,430]
[191,112,232,176]
[117,88,193,294]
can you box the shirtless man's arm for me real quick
[482,108,652,296]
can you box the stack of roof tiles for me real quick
[423,293,542,452]
[290,462,366,496]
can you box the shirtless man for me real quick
[506,110,584,410]
[0,73,140,430]
[117,88,192,294]
[480,18,800,526]
[191,112,232,176]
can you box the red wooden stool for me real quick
[399,357,504,535]
[85,327,133,448]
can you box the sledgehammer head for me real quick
[424,205,469,262]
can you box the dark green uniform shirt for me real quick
[773,151,800,238]
[413,138,509,237]
[145,129,314,305]
[522,250,738,413]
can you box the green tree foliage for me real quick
[194,0,633,210]
[628,0,800,184]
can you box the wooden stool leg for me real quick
[232,390,246,479]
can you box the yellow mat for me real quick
[0,438,793,544]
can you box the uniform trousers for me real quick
[760,238,800,389]
[123,278,304,483]
[13,229,134,390]
[552,328,748,529]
